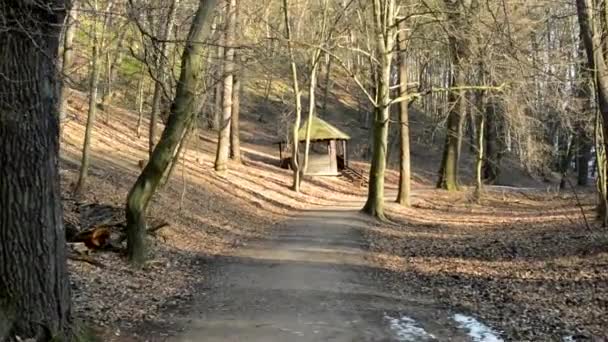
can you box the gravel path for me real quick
[161,206,475,341]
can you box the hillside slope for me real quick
[60,88,372,333]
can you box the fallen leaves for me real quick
[364,188,608,340]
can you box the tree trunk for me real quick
[0,2,72,339]
[576,0,608,224]
[483,101,501,183]
[437,0,477,191]
[437,62,465,191]
[559,135,574,190]
[436,96,461,191]
[230,56,242,162]
[577,127,592,186]
[362,0,395,220]
[75,0,103,196]
[126,0,219,265]
[214,0,237,172]
[475,112,485,201]
[149,0,181,156]
[59,1,78,119]
[396,22,411,207]
[474,84,486,201]
[212,20,224,131]
[362,104,390,219]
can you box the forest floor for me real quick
[60,89,608,341]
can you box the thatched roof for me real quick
[296,116,350,141]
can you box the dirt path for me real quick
[154,203,491,342]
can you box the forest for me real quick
[1,0,607,341]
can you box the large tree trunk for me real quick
[362,0,395,220]
[75,0,104,196]
[436,57,465,191]
[58,1,78,119]
[214,0,237,172]
[396,22,411,207]
[436,93,462,191]
[436,0,477,191]
[126,0,219,265]
[362,105,390,219]
[576,0,608,224]
[0,1,72,339]
[149,0,181,156]
[483,100,501,183]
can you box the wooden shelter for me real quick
[277,117,350,176]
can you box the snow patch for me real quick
[384,314,436,341]
[453,314,503,342]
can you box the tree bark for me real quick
[0,1,72,339]
[214,0,237,172]
[483,100,501,183]
[396,22,411,207]
[362,0,395,220]
[229,5,242,163]
[212,21,224,131]
[126,0,219,265]
[149,0,181,157]
[230,55,242,162]
[576,0,608,224]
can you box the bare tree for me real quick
[75,0,116,196]
[126,0,219,265]
[215,0,237,172]
[361,0,396,219]
[283,0,304,191]
[396,20,411,207]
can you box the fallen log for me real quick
[67,253,106,268]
